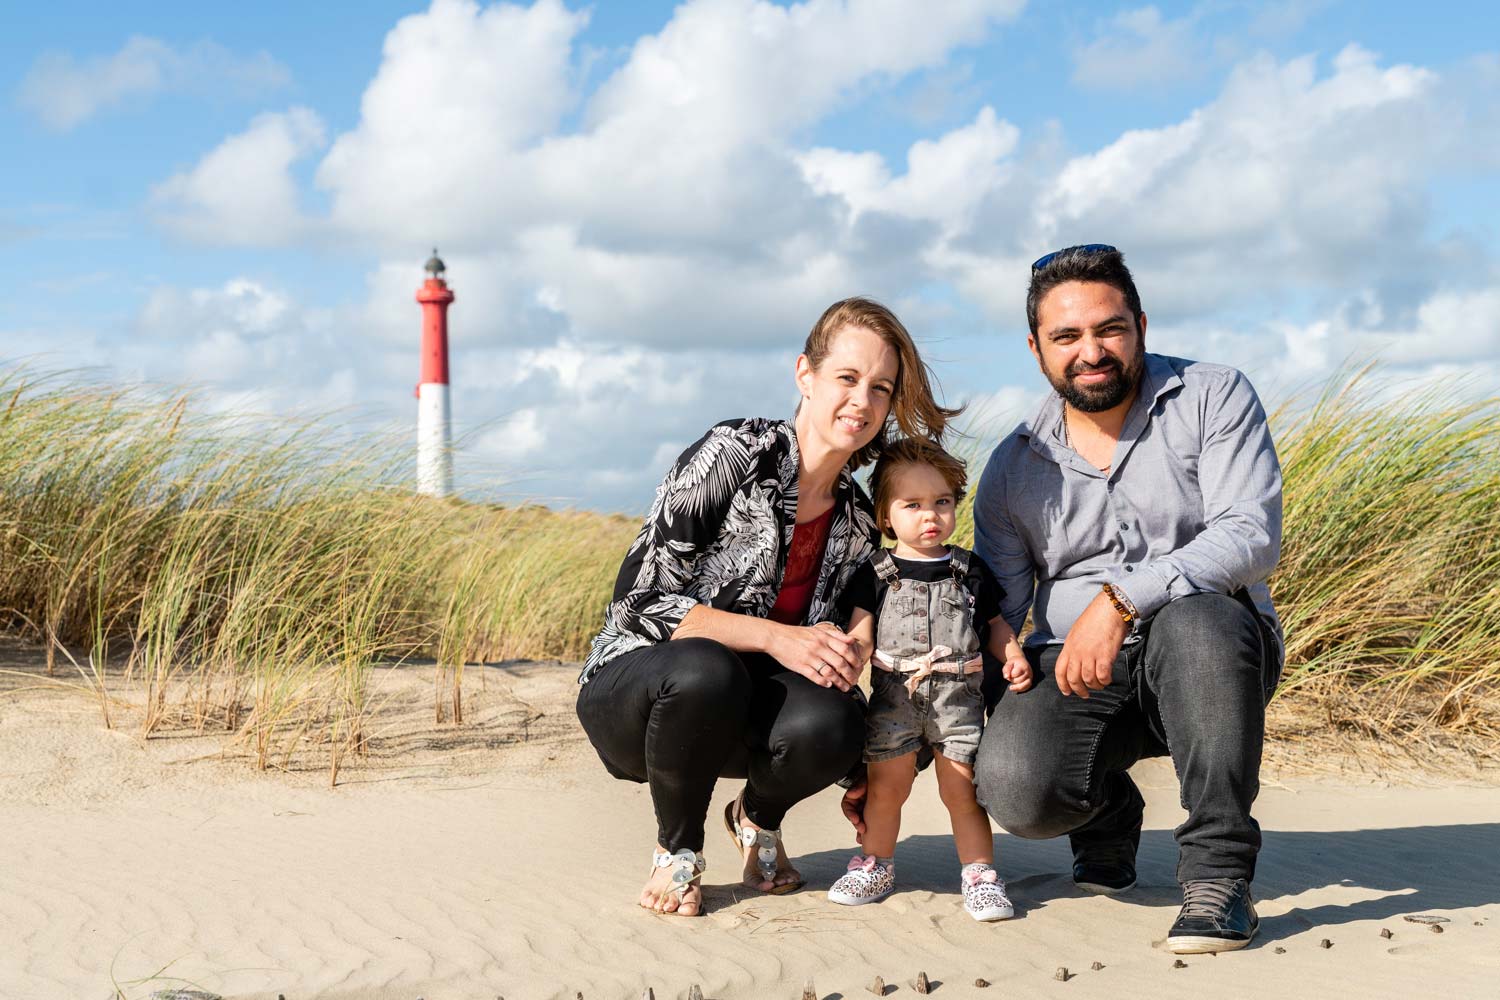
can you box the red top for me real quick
[767,505,835,625]
[416,278,454,385]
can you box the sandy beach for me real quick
[1,644,1496,1000]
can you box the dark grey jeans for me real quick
[974,592,1282,884]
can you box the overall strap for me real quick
[871,548,902,592]
[948,546,971,585]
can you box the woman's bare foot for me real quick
[639,847,703,916]
[726,797,803,893]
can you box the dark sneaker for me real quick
[1072,858,1137,894]
[1072,833,1138,895]
[1167,878,1259,954]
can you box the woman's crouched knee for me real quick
[776,687,865,779]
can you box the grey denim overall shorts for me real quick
[864,546,986,767]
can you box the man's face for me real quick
[1028,280,1146,414]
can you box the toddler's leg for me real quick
[863,752,918,857]
[936,749,1014,921]
[934,750,992,865]
[828,752,913,906]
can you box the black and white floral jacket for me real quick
[579,417,880,684]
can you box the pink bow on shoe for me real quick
[963,866,998,888]
[848,854,880,873]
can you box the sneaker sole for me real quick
[1074,877,1136,895]
[967,904,1015,922]
[1165,933,1254,955]
[827,886,894,906]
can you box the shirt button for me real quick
[1125,565,1134,572]
[1120,522,1129,531]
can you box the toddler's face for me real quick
[882,462,957,553]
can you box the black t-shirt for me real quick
[843,548,1006,645]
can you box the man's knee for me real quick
[973,738,1086,840]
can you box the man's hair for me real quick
[1025,246,1143,336]
[869,436,968,541]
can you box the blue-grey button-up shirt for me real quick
[973,352,1282,648]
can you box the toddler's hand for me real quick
[1002,655,1033,693]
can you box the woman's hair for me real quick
[802,297,963,470]
[868,436,968,541]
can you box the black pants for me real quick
[974,592,1282,883]
[575,637,866,854]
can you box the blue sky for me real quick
[2,0,1497,510]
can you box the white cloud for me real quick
[799,107,1019,234]
[1072,6,1203,91]
[15,36,290,132]
[931,44,1470,326]
[152,109,327,245]
[121,4,1500,510]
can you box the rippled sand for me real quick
[0,641,1496,999]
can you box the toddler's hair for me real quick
[869,437,968,541]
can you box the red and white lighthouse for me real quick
[415,249,454,497]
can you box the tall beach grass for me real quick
[0,366,1495,775]
[0,370,631,780]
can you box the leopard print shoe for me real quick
[961,862,1014,921]
[827,854,895,906]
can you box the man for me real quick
[971,244,1283,954]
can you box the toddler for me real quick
[827,437,1033,921]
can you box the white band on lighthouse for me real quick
[417,382,451,497]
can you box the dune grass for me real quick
[0,371,631,780]
[0,366,1495,775]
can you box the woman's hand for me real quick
[766,621,864,691]
[840,778,868,839]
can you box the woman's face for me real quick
[795,324,899,457]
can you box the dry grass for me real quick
[1,366,1495,776]
[0,371,632,782]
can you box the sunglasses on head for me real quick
[1031,243,1118,271]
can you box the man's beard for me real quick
[1043,349,1144,413]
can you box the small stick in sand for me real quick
[689,987,703,1000]
[801,976,817,1000]
[914,970,931,993]
[640,990,654,1000]
[867,975,886,995]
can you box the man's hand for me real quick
[1055,591,1129,698]
[840,778,868,839]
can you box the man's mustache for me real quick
[1066,359,1122,378]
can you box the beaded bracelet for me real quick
[1102,583,1138,625]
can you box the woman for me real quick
[576,297,958,917]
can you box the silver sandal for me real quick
[650,847,706,916]
[723,798,804,894]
